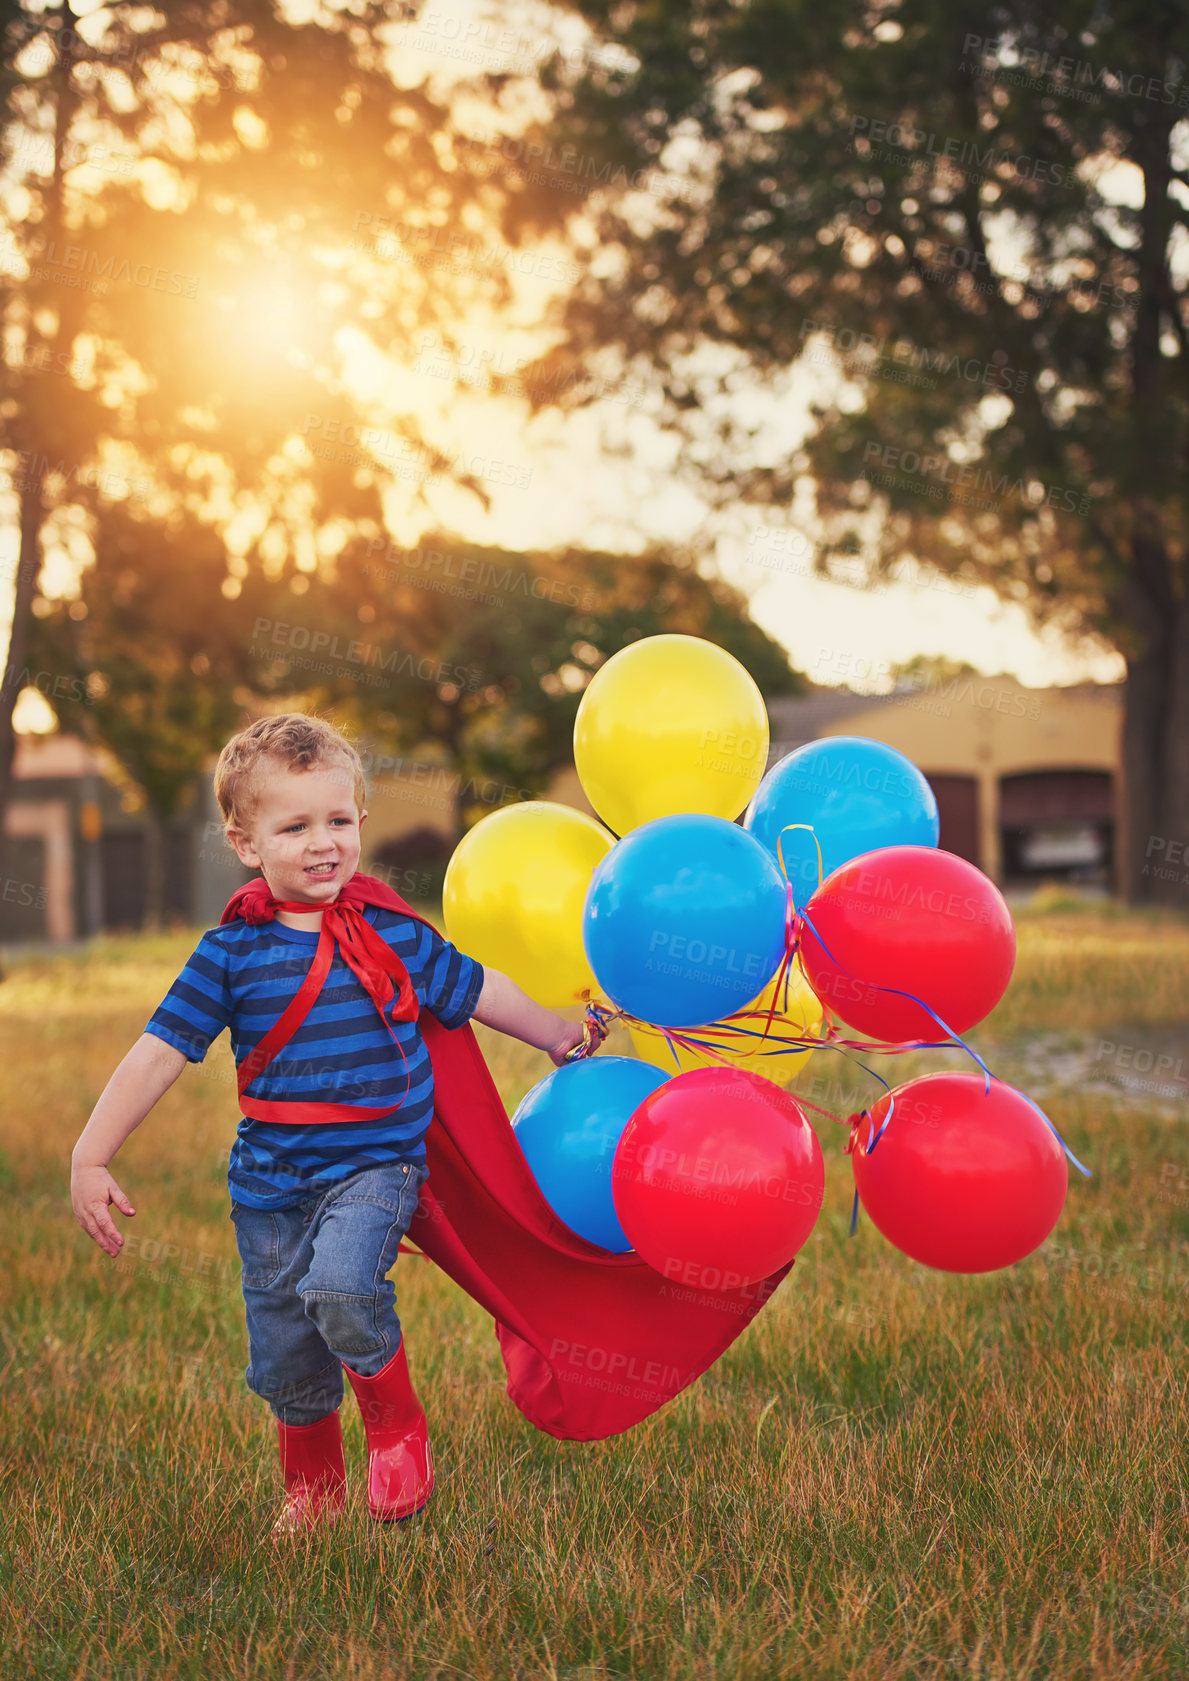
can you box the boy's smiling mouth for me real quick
[304,862,339,877]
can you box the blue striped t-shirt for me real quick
[143,906,484,1209]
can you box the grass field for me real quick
[2,897,1188,1680]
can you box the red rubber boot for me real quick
[271,1410,348,1539]
[342,1335,434,1522]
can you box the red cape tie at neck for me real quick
[220,871,793,1441]
[220,876,419,1125]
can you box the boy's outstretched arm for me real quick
[470,969,600,1067]
[70,1032,189,1257]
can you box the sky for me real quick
[368,349,1124,696]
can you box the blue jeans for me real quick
[228,1158,431,1426]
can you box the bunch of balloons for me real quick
[443,632,1085,1291]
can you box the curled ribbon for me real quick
[563,1001,614,1062]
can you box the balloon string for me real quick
[563,1001,614,1063]
[798,906,991,1098]
[842,1109,871,1237]
[795,908,1090,1177]
[775,822,824,899]
[760,823,823,1037]
[1016,1088,1092,1179]
[791,1092,853,1130]
[591,987,1088,1178]
[588,974,995,1073]
[586,818,1090,1183]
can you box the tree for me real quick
[230,528,805,835]
[1,2,809,954]
[888,653,981,689]
[0,0,560,904]
[498,0,1188,902]
[25,501,267,929]
[26,500,801,925]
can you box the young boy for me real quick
[69,712,600,1540]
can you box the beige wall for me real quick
[358,769,460,859]
[12,731,108,780]
[545,680,1123,884]
[793,679,1120,881]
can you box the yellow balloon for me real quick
[574,633,770,834]
[629,961,823,1084]
[443,801,613,1009]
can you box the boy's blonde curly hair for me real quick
[214,712,366,844]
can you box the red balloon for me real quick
[851,1071,1067,1272]
[799,845,1015,1042]
[611,1066,824,1290]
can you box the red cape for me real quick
[221,871,795,1441]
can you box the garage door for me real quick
[999,770,1114,878]
[923,774,980,867]
[101,826,193,928]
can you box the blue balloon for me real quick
[583,813,789,1028]
[511,1057,669,1251]
[744,735,940,909]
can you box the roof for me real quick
[765,689,893,756]
[12,731,108,780]
[763,678,1123,767]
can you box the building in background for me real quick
[0,729,461,944]
[764,677,1121,886]
[1,675,1123,946]
[549,675,1123,888]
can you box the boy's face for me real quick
[227,756,367,906]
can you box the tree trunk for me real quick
[0,476,50,981]
[1148,593,1189,908]
[0,468,50,777]
[1121,592,1189,907]
[0,14,79,980]
[440,703,465,845]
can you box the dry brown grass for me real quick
[1,906,1186,1679]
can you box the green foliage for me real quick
[273,532,803,829]
[5,4,799,852]
[888,652,980,686]
[26,503,259,820]
[498,0,1189,900]
[28,512,800,842]
[1,0,503,527]
[519,0,1186,645]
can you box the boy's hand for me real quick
[548,1020,589,1067]
[71,1161,137,1257]
[548,1009,610,1068]
[472,970,611,1065]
